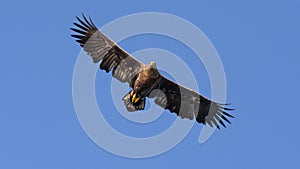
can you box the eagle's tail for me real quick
[122,91,145,112]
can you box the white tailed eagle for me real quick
[71,15,234,129]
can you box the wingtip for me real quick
[75,16,81,22]
[222,111,235,118]
[223,107,235,111]
[80,12,87,20]
[219,120,226,128]
[81,12,86,18]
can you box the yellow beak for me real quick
[131,93,140,103]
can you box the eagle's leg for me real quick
[122,91,145,112]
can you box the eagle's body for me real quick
[123,62,161,112]
[71,15,234,129]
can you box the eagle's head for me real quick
[147,61,160,78]
[148,61,157,69]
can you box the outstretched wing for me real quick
[151,76,234,129]
[71,14,144,85]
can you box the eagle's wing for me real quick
[71,15,144,85]
[151,76,234,129]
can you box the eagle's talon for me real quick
[131,93,140,103]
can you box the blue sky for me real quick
[1,0,300,168]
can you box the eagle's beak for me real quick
[131,93,140,103]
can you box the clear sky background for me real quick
[1,0,300,168]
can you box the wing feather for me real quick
[71,14,144,84]
[152,76,234,129]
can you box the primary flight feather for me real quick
[71,14,234,129]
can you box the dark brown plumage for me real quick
[71,14,234,129]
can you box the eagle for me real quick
[71,15,234,129]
